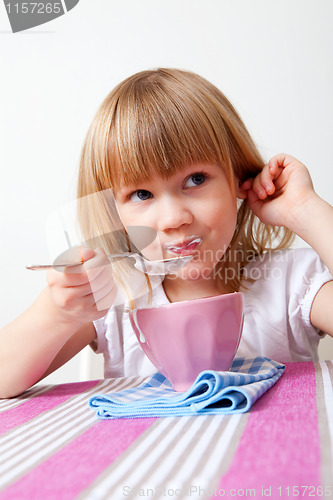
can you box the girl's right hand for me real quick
[47,247,117,326]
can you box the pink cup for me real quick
[129,292,244,391]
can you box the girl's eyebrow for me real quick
[119,181,148,192]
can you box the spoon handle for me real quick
[26,263,81,270]
[26,253,130,271]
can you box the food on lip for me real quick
[164,236,202,255]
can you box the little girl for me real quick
[1,68,332,398]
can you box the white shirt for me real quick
[93,248,332,378]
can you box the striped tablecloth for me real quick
[0,361,333,499]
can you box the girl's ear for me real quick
[234,178,248,200]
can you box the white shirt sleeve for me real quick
[236,248,333,363]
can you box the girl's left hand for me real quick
[241,155,333,339]
[240,153,316,230]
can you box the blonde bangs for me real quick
[106,72,227,189]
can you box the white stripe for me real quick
[153,414,243,500]
[0,414,96,487]
[136,415,214,490]
[0,378,141,453]
[0,396,90,461]
[83,417,190,499]
[0,382,110,467]
[144,417,221,500]
[0,378,143,489]
[319,361,333,464]
[114,417,193,487]
[194,413,242,481]
[0,380,110,452]
[0,377,145,450]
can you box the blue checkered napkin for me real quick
[89,357,285,419]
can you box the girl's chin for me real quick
[169,263,215,282]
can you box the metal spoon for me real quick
[26,251,193,276]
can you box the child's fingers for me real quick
[84,247,117,310]
[84,247,112,282]
[92,280,118,311]
[48,246,115,311]
[240,178,253,191]
[250,164,273,199]
[89,277,115,301]
[268,156,282,176]
[86,254,115,298]
[47,246,96,284]
[48,261,116,320]
[268,153,297,172]
[49,248,112,290]
[242,155,292,198]
[49,280,95,311]
[251,162,286,200]
[47,267,91,288]
[83,247,108,268]
[78,246,95,265]
[241,166,276,200]
[245,185,262,208]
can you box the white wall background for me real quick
[1,0,332,385]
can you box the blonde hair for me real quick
[77,68,294,297]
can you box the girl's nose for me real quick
[157,196,193,232]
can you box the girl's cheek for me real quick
[140,242,164,261]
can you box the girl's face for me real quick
[114,163,239,291]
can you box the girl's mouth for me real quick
[164,236,202,256]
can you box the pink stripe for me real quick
[1,417,156,499]
[211,362,321,497]
[0,380,99,435]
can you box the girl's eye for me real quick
[129,190,153,202]
[184,172,207,188]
